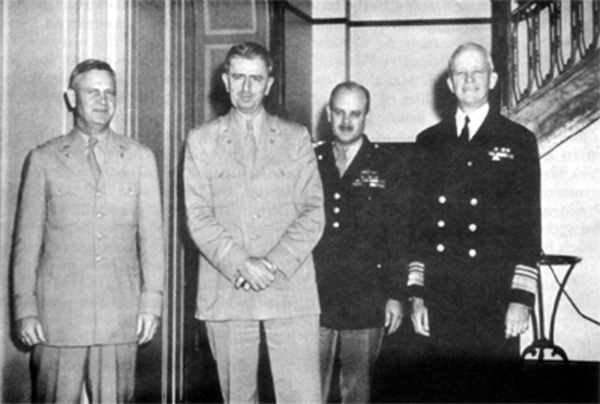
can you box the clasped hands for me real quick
[234,257,277,291]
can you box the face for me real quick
[447,47,498,112]
[327,87,368,145]
[67,69,116,132]
[222,56,274,116]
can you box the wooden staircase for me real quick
[493,0,599,157]
[508,48,599,157]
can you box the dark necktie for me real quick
[459,116,470,143]
[87,137,101,183]
[335,145,348,176]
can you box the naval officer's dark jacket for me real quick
[314,135,409,330]
[408,111,541,341]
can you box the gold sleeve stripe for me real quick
[511,264,539,295]
[408,261,425,287]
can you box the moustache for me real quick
[338,125,354,132]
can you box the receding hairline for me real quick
[223,42,273,75]
[68,59,116,90]
[447,43,495,73]
[329,81,371,114]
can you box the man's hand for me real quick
[410,297,430,337]
[137,313,160,345]
[384,299,403,335]
[505,302,530,339]
[16,316,46,346]
[236,257,276,291]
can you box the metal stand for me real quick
[521,254,581,365]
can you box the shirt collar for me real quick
[455,103,489,139]
[77,129,107,149]
[232,107,266,132]
[334,135,364,166]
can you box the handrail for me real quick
[504,0,599,109]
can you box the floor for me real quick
[183,321,599,403]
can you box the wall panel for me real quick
[350,24,491,142]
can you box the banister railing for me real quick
[503,0,599,109]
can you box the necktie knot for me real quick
[459,116,470,143]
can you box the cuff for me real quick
[139,290,164,317]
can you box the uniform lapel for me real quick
[55,130,97,186]
[317,142,339,185]
[470,111,496,145]
[216,112,252,168]
[255,114,283,172]
[341,136,371,182]
[101,130,130,184]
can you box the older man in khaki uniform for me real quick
[12,59,165,403]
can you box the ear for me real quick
[65,88,77,111]
[489,71,499,90]
[446,76,456,94]
[221,73,230,93]
[264,76,275,95]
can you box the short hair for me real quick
[223,42,273,75]
[447,42,495,74]
[68,59,116,89]
[329,81,371,114]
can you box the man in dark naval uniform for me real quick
[314,81,408,403]
[408,43,541,400]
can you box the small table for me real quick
[521,254,582,365]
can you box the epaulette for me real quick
[37,134,68,150]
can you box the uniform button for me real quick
[436,244,445,252]
[252,214,260,220]
[96,233,103,240]
[333,207,340,214]
[467,161,473,167]
[469,249,477,257]
[332,222,340,228]
[334,193,341,200]
[469,223,477,232]
[470,198,478,206]
[437,220,445,228]
[438,196,446,204]
[96,191,103,197]
[96,212,104,219]
[377,264,382,269]
[95,255,102,262]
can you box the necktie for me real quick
[246,120,257,161]
[335,145,348,176]
[87,136,101,183]
[459,116,470,143]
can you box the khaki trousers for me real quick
[32,343,137,403]
[206,315,321,404]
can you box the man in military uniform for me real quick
[313,81,408,403]
[12,59,165,402]
[408,43,541,400]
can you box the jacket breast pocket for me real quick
[47,183,84,227]
[211,167,245,208]
[109,184,139,225]
[259,166,294,203]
